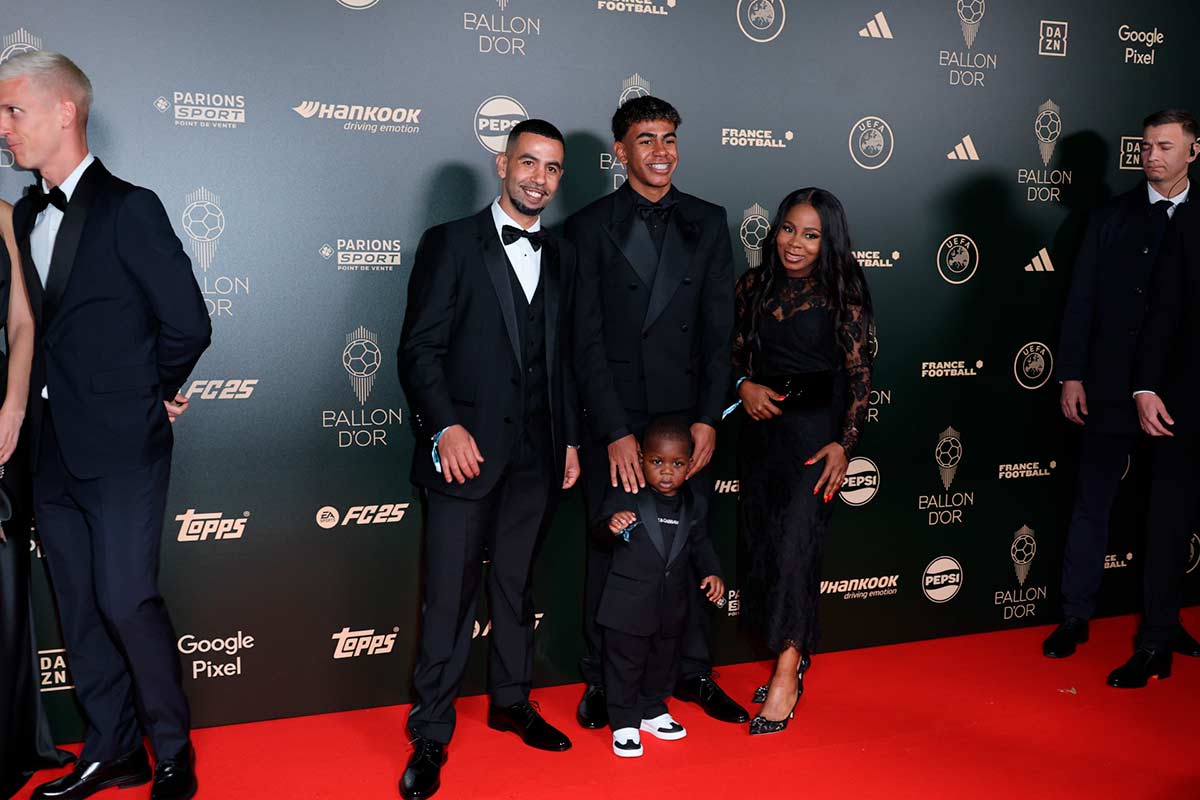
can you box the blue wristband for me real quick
[431,427,449,473]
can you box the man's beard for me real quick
[508,188,546,218]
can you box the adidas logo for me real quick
[946,135,980,161]
[1024,247,1054,272]
[858,12,893,39]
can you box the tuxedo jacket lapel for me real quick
[635,491,669,562]
[542,238,561,389]
[43,160,105,325]
[665,492,691,568]
[14,198,42,323]
[605,194,658,289]
[475,209,522,369]
[644,205,699,333]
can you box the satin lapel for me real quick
[604,210,658,288]
[14,199,42,322]
[665,491,691,567]
[644,206,700,333]
[43,161,104,325]
[542,237,561,389]
[475,210,522,369]
[635,491,668,562]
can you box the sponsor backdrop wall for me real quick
[2,1,1197,740]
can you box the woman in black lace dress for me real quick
[732,188,873,735]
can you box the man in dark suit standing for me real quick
[565,96,745,728]
[397,119,579,800]
[0,52,211,800]
[1120,112,1200,688]
[1049,109,1200,665]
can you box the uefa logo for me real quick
[1013,342,1053,390]
[0,28,41,65]
[737,0,786,44]
[848,116,894,170]
[922,556,963,603]
[336,0,381,9]
[840,457,879,506]
[475,95,528,154]
[343,325,382,405]
[181,187,225,272]
[936,234,979,285]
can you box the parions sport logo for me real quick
[475,95,528,153]
[315,503,409,529]
[292,100,421,136]
[154,91,246,129]
[319,238,401,272]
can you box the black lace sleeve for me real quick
[731,268,759,379]
[837,303,873,453]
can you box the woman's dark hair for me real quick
[736,188,873,371]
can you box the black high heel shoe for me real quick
[748,687,800,736]
[753,652,810,705]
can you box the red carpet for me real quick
[17,608,1200,800]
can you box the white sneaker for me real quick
[640,713,687,740]
[613,727,643,757]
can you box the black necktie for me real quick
[29,185,68,214]
[501,224,547,251]
[1151,199,1174,218]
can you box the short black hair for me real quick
[611,95,681,142]
[1143,109,1198,140]
[506,118,564,152]
[642,416,694,455]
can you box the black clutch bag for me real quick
[755,371,834,410]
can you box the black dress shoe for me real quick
[400,737,446,800]
[674,673,749,723]
[32,745,151,799]
[1173,626,1200,657]
[1107,648,1173,688]
[1042,617,1089,658]
[487,701,571,751]
[151,743,196,800]
[576,684,608,729]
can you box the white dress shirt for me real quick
[491,198,541,303]
[31,152,94,399]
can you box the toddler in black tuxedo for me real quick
[592,417,725,757]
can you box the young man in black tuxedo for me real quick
[565,96,745,728]
[397,119,580,799]
[1049,109,1200,667]
[1120,113,1200,688]
[0,52,211,800]
[593,417,724,758]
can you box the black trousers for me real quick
[602,627,679,731]
[579,411,712,686]
[1137,432,1200,649]
[1060,429,1136,620]
[407,428,553,744]
[33,412,190,763]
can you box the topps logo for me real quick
[331,626,399,659]
[184,379,257,400]
[316,503,409,529]
[175,509,249,542]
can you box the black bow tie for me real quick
[635,196,677,225]
[29,184,68,214]
[501,225,547,251]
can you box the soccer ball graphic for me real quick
[1021,351,1046,379]
[1011,533,1037,565]
[1035,109,1062,144]
[342,338,381,379]
[957,0,985,25]
[945,244,972,273]
[935,436,962,469]
[182,200,225,242]
[747,0,775,29]
[859,128,886,158]
[739,215,770,251]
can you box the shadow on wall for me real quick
[417,163,481,235]
[1052,130,1112,289]
[556,130,611,228]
